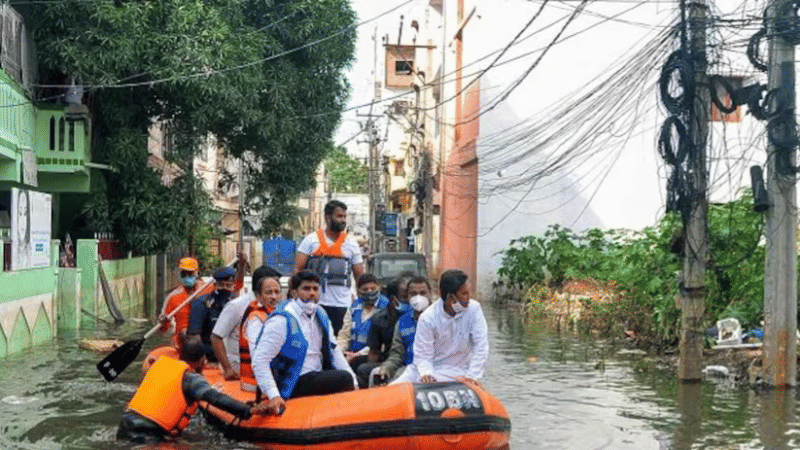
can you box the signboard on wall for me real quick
[11,188,51,270]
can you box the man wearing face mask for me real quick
[294,200,365,337]
[337,274,389,373]
[355,277,413,386]
[375,277,432,384]
[251,270,358,416]
[186,266,238,362]
[159,257,214,352]
[390,269,488,385]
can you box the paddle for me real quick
[96,276,214,382]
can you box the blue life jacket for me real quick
[397,310,417,365]
[267,300,335,399]
[349,295,389,352]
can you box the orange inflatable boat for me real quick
[199,364,511,449]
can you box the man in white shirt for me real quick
[391,269,489,384]
[211,265,282,380]
[293,200,365,336]
[251,270,358,415]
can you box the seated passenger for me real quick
[354,277,413,387]
[251,270,358,415]
[186,266,237,361]
[375,277,432,384]
[117,342,258,444]
[239,273,282,394]
[212,265,283,381]
[390,269,489,385]
[337,274,388,371]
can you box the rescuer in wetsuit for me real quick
[117,341,263,443]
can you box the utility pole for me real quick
[763,0,797,388]
[678,0,709,382]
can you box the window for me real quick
[385,45,415,87]
[395,60,413,75]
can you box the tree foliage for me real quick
[30,0,357,253]
[496,191,767,346]
[326,146,368,193]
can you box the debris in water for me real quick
[2,396,37,405]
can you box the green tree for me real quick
[30,0,357,253]
[326,146,368,193]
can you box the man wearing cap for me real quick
[186,266,239,362]
[159,257,214,351]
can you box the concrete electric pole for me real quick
[678,0,710,382]
[763,0,797,388]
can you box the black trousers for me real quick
[355,361,381,388]
[321,305,347,336]
[291,370,355,398]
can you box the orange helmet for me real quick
[141,347,180,376]
[178,257,198,272]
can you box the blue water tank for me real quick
[263,237,297,276]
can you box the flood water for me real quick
[1,302,798,449]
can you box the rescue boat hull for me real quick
[199,367,511,449]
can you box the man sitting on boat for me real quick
[251,270,359,415]
[186,266,238,361]
[337,273,389,376]
[391,269,489,385]
[212,265,283,381]
[356,276,411,386]
[239,272,283,393]
[375,276,432,384]
[117,341,259,443]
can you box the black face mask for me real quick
[361,290,380,305]
[330,221,346,233]
[216,289,232,304]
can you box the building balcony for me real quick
[33,105,92,193]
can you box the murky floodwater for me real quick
[1,303,799,450]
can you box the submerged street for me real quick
[0,302,797,450]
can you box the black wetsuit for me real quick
[117,371,251,443]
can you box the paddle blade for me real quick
[97,338,144,382]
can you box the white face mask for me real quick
[297,299,317,317]
[451,298,468,315]
[409,295,430,312]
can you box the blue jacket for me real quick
[397,311,417,365]
[349,295,389,352]
[268,300,335,399]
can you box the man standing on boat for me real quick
[293,199,365,336]
[391,269,488,385]
[251,270,358,415]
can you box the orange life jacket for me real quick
[308,229,352,291]
[239,301,273,392]
[312,229,347,257]
[127,356,197,435]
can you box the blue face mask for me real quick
[181,276,196,288]
[395,302,412,315]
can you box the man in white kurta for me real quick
[391,269,489,384]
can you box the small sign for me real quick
[414,382,484,418]
[383,212,398,237]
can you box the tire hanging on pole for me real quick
[659,116,690,166]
